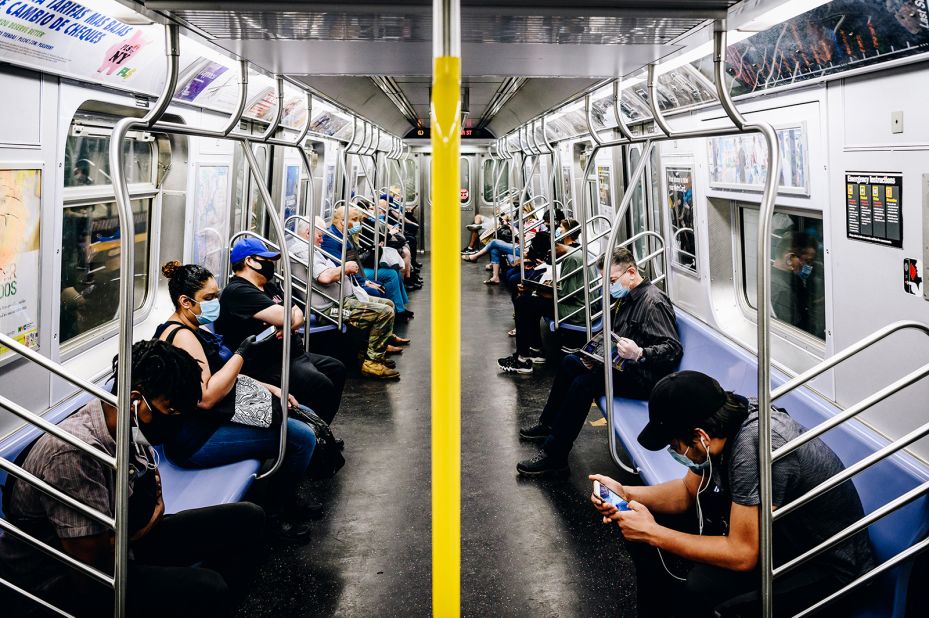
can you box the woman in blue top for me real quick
[155,261,318,543]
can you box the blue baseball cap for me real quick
[230,238,280,264]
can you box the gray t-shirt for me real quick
[715,400,874,582]
[312,251,353,311]
[0,400,157,595]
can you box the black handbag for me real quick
[290,406,345,480]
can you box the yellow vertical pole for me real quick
[431,0,461,615]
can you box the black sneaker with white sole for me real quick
[526,348,546,364]
[519,423,550,442]
[516,450,569,477]
[497,354,533,374]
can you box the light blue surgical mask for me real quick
[610,281,629,299]
[194,298,221,324]
[667,444,710,473]
[799,263,812,281]
[349,221,362,235]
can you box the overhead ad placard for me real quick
[845,172,903,248]
[0,0,165,95]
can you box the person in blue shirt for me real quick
[320,207,412,320]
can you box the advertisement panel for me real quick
[0,0,166,95]
[0,167,41,360]
[665,166,697,272]
[192,165,230,280]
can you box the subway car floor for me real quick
[236,255,639,617]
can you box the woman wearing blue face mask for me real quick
[154,261,320,543]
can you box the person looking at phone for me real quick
[216,238,346,425]
[310,217,409,380]
[589,371,873,616]
[0,340,266,617]
[517,247,682,476]
[155,261,320,542]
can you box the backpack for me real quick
[290,407,345,480]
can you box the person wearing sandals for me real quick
[155,261,318,543]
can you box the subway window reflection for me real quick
[742,208,825,340]
[59,199,152,345]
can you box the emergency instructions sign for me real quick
[846,172,903,247]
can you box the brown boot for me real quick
[386,344,404,355]
[361,359,400,380]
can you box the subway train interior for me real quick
[1,0,929,616]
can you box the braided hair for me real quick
[111,340,203,413]
[161,260,213,309]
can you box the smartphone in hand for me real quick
[593,480,629,511]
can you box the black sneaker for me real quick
[269,515,312,544]
[526,348,546,364]
[498,354,532,374]
[461,246,476,254]
[293,496,325,520]
[517,450,569,477]
[519,423,550,442]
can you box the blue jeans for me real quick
[486,239,519,265]
[184,414,317,508]
[364,266,407,313]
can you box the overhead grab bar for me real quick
[222,60,249,136]
[259,76,285,141]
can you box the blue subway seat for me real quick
[596,310,929,618]
[545,317,603,334]
[156,447,259,515]
[0,390,259,519]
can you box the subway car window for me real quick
[741,208,826,340]
[459,157,470,204]
[64,135,153,187]
[59,199,152,345]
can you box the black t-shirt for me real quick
[216,276,285,350]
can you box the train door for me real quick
[458,155,476,249]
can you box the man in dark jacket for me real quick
[517,247,682,476]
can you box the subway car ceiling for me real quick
[128,0,754,137]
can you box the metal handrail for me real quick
[775,479,929,579]
[107,23,180,617]
[793,536,929,618]
[237,142,293,483]
[775,419,929,522]
[222,60,249,136]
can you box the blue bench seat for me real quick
[545,316,602,334]
[0,391,259,519]
[596,310,929,618]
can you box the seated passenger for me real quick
[155,261,319,541]
[517,247,682,476]
[590,371,874,617]
[319,207,412,319]
[310,217,409,380]
[461,213,490,254]
[0,340,265,618]
[498,220,592,373]
[215,238,346,425]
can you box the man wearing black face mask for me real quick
[216,238,346,425]
[589,371,873,617]
[0,340,266,617]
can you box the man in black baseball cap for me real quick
[588,370,873,617]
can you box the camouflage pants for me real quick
[327,296,395,361]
